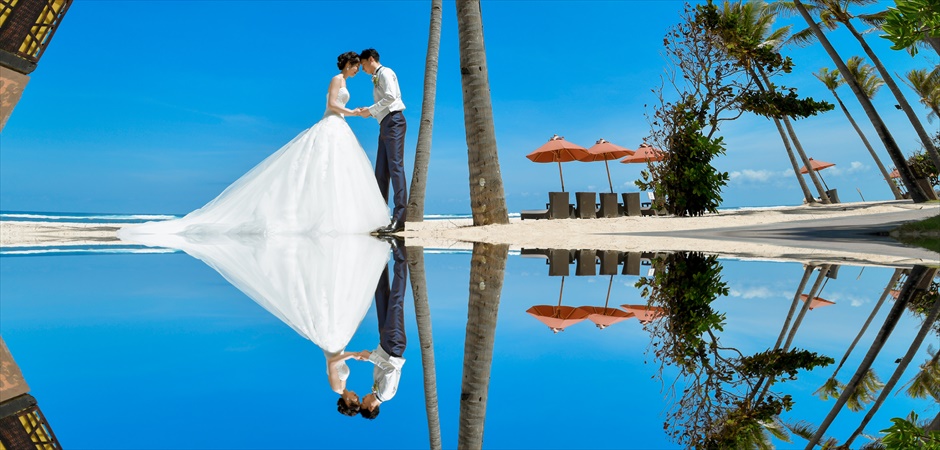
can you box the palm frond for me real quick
[900,352,940,401]
[762,417,792,442]
[788,26,820,47]
[815,376,845,400]
[859,439,885,450]
[857,11,886,27]
[785,420,819,441]
[847,368,883,412]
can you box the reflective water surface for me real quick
[0,239,937,449]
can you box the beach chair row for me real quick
[521,248,665,277]
[521,191,666,220]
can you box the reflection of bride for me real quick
[130,232,390,395]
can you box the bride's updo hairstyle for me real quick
[337,51,360,70]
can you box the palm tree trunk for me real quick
[406,246,442,450]
[802,265,924,450]
[831,91,903,199]
[756,67,830,203]
[844,268,940,446]
[458,242,509,449]
[790,0,929,203]
[406,0,443,223]
[456,0,509,226]
[832,269,904,377]
[844,21,940,172]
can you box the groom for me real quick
[357,48,407,234]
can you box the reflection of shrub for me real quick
[907,277,940,334]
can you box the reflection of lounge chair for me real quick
[621,252,642,276]
[521,192,574,220]
[575,192,597,219]
[597,250,621,275]
[521,248,573,276]
[576,249,597,276]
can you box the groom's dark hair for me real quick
[337,397,360,417]
[360,404,380,420]
[359,48,380,62]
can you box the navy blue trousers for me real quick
[375,111,408,224]
[375,242,408,358]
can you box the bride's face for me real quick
[344,62,359,77]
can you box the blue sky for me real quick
[0,0,935,215]
[0,249,932,448]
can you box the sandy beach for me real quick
[2,200,938,267]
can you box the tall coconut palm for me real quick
[814,64,902,199]
[455,0,509,226]
[904,66,940,122]
[458,243,509,449]
[406,0,443,223]
[787,0,940,177]
[844,269,940,447]
[788,0,929,202]
[406,246,441,449]
[715,0,828,203]
[803,264,926,449]
[815,268,904,400]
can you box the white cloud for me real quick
[728,169,792,184]
[827,161,867,176]
[729,286,785,299]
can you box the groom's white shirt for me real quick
[368,345,405,402]
[369,65,405,124]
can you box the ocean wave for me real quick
[0,212,178,222]
[0,247,178,256]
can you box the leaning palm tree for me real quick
[814,64,901,199]
[458,243,509,449]
[787,0,929,202]
[406,0,443,223]
[844,273,940,447]
[455,0,509,226]
[803,264,927,449]
[786,0,940,177]
[904,66,940,123]
[406,245,442,450]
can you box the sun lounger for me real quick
[575,192,597,219]
[597,193,620,218]
[521,192,574,220]
[598,250,621,275]
[576,249,597,276]
[621,192,641,217]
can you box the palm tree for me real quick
[904,66,940,122]
[788,0,930,202]
[787,0,940,179]
[715,0,827,203]
[901,348,940,401]
[406,245,442,449]
[844,268,940,447]
[814,64,901,199]
[406,0,443,223]
[455,0,509,225]
[458,243,509,449]
[803,264,926,449]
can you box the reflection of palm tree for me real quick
[814,64,901,199]
[406,246,441,449]
[406,0,442,223]
[844,268,940,446]
[455,0,509,225]
[458,243,509,449]
[788,0,930,202]
[902,348,940,401]
[803,265,927,449]
[815,268,904,400]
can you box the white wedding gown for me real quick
[118,86,389,238]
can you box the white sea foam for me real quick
[0,213,178,221]
[0,247,178,256]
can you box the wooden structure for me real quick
[0,337,60,449]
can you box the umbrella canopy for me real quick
[526,134,590,192]
[620,304,665,324]
[526,276,590,333]
[799,294,836,310]
[888,168,900,179]
[620,143,665,164]
[577,275,634,329]
[579,139,635,193]
[798,158,836,174]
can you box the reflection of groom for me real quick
[357,48,407,234]
[359,238,408,419]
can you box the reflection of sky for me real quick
[0,251,933,449]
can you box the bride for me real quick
[119,51,389,239]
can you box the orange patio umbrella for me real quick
[526,276,590,333]
[799,294,836,310]
[888,168,900,179]
[577,275,634,329]
[620,143,665,164]
[579,138,635,193]
[620,304,665,325]
[799,158,836,191]
[526,134,590,192]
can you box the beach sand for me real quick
[2,200,938,267]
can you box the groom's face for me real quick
[361,57,378,75]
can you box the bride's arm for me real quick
[327,77,357,116]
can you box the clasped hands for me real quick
[350,107,372,118]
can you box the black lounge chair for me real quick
[597,193,620,218]
[521,192,574,220]
[621,192,641,217]
[575,192,597,219]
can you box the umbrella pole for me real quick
[557,161,565,192]
[604,160,614,194]
[604,275,613,308]
[557,276,566,307]
[819,172,830,192]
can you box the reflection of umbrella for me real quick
[620,304,665,324]
[799,158,835,191]
[577,276,634,329]
[579,139,635,193]
[526,135,590,192]
[799,294,836,310]
[526,276,590,333]
[620,143,665,164]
